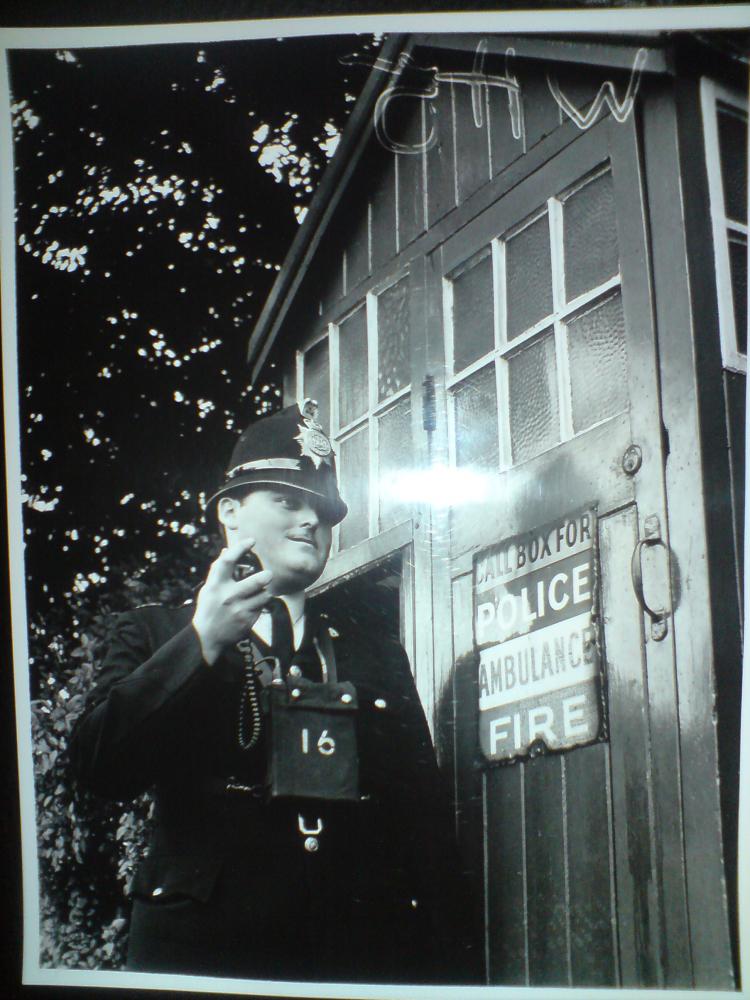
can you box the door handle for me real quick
[630,515,670,641]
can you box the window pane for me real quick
[506,214,553,341]
[454,364,498,471]
[567,292,628,433]
[718,105,748,225]
[338,306,368,427]
[508,330,559,463]
[452,253,494,372]
[729,232,748,355]
[303,338,330,432]
[378,397,412,531]
[378,278,410,401]
[563,170,619,302]
[338,429,369,550]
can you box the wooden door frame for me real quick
[640,76,738,987]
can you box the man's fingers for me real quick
[226,537,257,562]
[227,587,272,622]
[233,569,273,597]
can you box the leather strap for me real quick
[313,624,338,684]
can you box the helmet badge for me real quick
[295,398,333,469]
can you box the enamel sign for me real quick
[474,510,602,761]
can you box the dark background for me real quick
[2,0,728,27]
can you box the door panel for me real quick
[599,505,664,987]
[523,756,568,986]
[484,766,526,985]
[449,413,632,559]
[564,743,618,986]
[483,742,618,986]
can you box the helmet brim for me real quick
[206,469,348,526]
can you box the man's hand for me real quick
[192,538,273,665]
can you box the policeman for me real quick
[71,400,477,984]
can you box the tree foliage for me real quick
[10,34,376,637]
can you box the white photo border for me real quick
[2,6,749,999]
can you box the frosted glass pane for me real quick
[729,233,747,354]
[718,105,748,224]
[338,429,369,550]
[564,171,619,302]
[303,338,330,432]
[338,306,368,427]
[508,331,559,463]
[452,253,494,372]
[567,292,628,433]
[378,397,412,531]
[506,215,553,341]
[378,278,410,401]
[454,365,499,470]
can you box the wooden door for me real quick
[423,113,734,988]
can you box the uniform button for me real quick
[291,688,301,699]
[304,836,319,853]
[289,665,302,678]
[152,887,164,898]
[341,692,353,704]
[374,698,387,710]
[411,898,419,909]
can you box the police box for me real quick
[247,31,747,990]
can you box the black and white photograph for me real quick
[1,5,748,998]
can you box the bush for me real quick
[32,642,150,968]
[30,536,217,968]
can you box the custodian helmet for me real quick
[207,399,347,526]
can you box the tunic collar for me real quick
[253,593,306,650]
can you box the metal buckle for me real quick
[297,814,323,836]
[298,813,324,853]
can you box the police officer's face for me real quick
[223,487,332,593]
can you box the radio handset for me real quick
[232,549,263,582]
[234,548,266,752]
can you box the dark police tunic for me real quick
[70,601,476,983]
